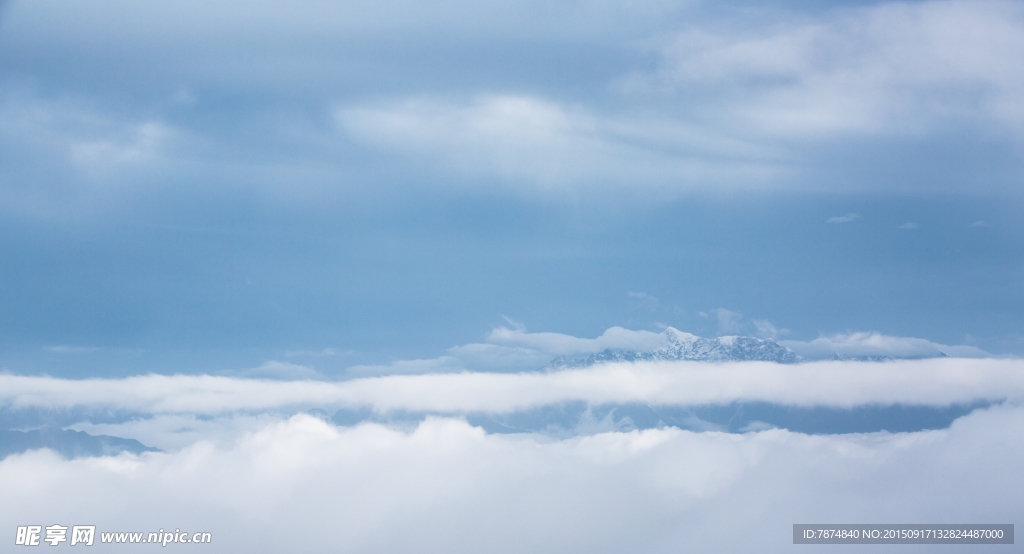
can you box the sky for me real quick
[2,0,1024,551]
[2,0,1024,377]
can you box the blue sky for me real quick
[2,0,1024,377]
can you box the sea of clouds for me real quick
[3,403,1022,552]
[2,353,1023,552]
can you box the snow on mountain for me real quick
[545,327,801,369]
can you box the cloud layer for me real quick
[5,0,1024,206]
[336,96,783,192]
[485,325,668,356]
[632,0,1024,137]
[3,358,1023,416]
[332,0,1024,193]
[3,407,1022,552]
[781,332,991,359]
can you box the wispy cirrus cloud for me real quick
[0,95,173,173]
[230,360,325,380]
[44,345,103,354]
[347,343,554,376]
[715,308,743,334]
[751,320,788,340]
[336,95,784,193]
[826,212,861,224]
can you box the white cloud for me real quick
[0,93,186,217]
[780,332,991,360]
[738,420,777,433]
[68,414,283,451]
[826,212,860,224]
[716,308,743,334]
[5,0,1021,203]
[2,0,1022,204]
[347,356,461,376]
[627,291,659,312]
[444,343,553,373]
[3,407,1023,553]
[970,220,993,227]
[336,95,787,192]
[44,345,103,354]
[2,358,1023,416]
[331,1,1024,195]
[633,0,1024,138]
[0,95,171,172]
[68,121,169,170]
[284,348,353,357]
[898,222,918,229]
[232,360,325,380]
[752,320,787,340]
[486,325,667,355]
[348,343,554,376]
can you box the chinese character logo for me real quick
[15,526,42,546]
[44,525,68,546]
[71,526,96,546]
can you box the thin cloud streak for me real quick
[781,332,991,359]
[826,212,861,224]
[486,325,667,355]
[2,358,1023,414]
[336,95,785,192]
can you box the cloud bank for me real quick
[3,407,1022,553]
[356,325,989,375]
[632,0,1024,138]
[485,325,667,356]
[332,0,1024,194]
[8,0,1023,209]
[2,358,1023,416]
[781,332,991,360]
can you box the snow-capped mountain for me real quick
[546,327,801,369]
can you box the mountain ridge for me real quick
[0,426,161,460]
[545,327,802,369]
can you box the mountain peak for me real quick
[545,330,802,370]
[662,327,699,344]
